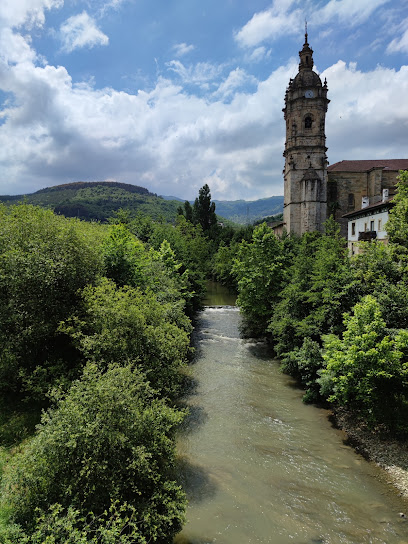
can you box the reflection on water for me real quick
[202,281,237,307]
[175,307,408,544]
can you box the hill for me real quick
[0,182,285,224]
[213,196,284,224]
[0,181,181,222]
[161,194,284,224]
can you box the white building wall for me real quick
[347,209,390,255]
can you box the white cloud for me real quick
[1,53,408,201]
[60,11,109,53]
[166,60,224,87]
[172,42,195,57]
[234,1,302,48]
[0,0,63,29]
[313,0,390,26]
[213,68,257,100]
[235,0,390,49]
[0,2,408,202]
[323,61,408,165]
[387,18,408,54]
[244,46,271,64]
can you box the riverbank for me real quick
[333,408,408,505]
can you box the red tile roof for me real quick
[328,159,408,172]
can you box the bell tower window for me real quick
[305,116,312,129]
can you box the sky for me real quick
[0,0,407,200]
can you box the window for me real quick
[348,193,355,209]
[378,219,382,231]
[351,222,356,236]
[370,220,374,231]
[304,116,312,129]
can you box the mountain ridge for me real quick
[0,181,284,224]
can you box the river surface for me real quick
[174,292,408,544]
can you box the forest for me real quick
[1,173,408,542]
[214,170,408,436]
[0,184,252,542]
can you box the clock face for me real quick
[305,90,314,98]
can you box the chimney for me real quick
[382,188,389,202]
[361,196,369,209]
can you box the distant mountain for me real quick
[160,194,184,202]
[163,194,284,224]
[213,196,284,224]
[0,181,181,222]
[1,181,284,225]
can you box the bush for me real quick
[319,296,408,432]
[60,278,191,397]
[1,364,186,542]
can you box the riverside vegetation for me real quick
[0,184,252,543]
[213,170,408,439]
[2,173,408,541]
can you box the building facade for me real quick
[282,34,407,237]
[327,159,408,237]
[282,32,330,235]
[343,191,394,255]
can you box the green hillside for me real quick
[0,182,284,224]
[213,196,284,224]
[0,181,181,222]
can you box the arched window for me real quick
[304,116,312,129]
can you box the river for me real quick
[174,285,408,544]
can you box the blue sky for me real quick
[0,0,407,200]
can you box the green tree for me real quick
[319,295,408,431]
[0,204,105,397]
[386,170,408,248]
[193,184,217,232]
[60,278,191,397]
[1,364,186,541]
[233,223,289,335]
[270,219,355,355]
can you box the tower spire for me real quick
[305,20,308,44]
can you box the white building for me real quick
[343,190,394,255]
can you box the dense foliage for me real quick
[0,199,207,542]
[2,364,185,543]
[230,171,408,435]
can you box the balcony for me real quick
[358,230,377,241]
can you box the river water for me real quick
[174,286,408,544]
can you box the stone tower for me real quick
[283,30,330,234]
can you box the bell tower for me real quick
[283,29,330,234]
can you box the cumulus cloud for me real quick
[213,68,258,100]
[244,46,271,64]
[313,0,390,26]
[0,0,63,29]
[172,42,195,57]
[0,1,407,202]
[234,1,302,48]
[387,18,408,54]
[166,60,224,87]
[1,49,408,201]
[60,11,109,53]
[323,61,408,165]
[235,0,390,48]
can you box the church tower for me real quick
[283,29,329,234]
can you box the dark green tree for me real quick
[193,184,217,232]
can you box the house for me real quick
[342,189,394,255]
